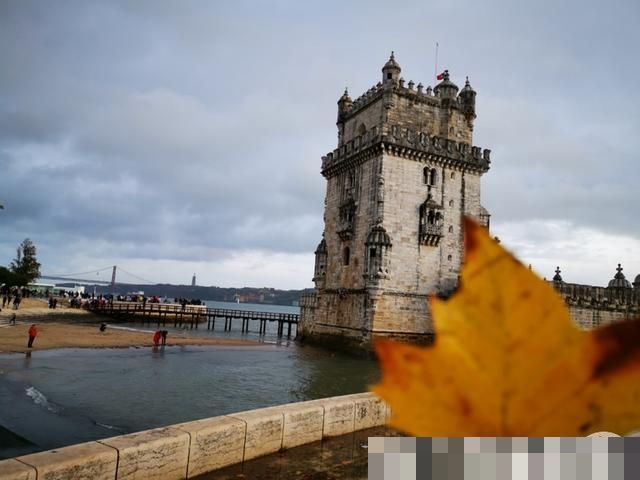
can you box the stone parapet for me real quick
[282,401,325,449]
[14,441,117,480]
[0,393,389,479]
[229,406,284,461]
[174,416,245,478]
[321,125,490,178]
[0,459,36,480]
[553,282,640,311]
[99,426,190,480]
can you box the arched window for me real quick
[448,226,453,233]
[430,169,437,186]
[357,123,367,136]
[423,167,437,186]
[347,172,355,188]
[343,247,350,266]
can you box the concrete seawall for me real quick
[0,392,389,480]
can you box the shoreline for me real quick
[0,322,260,354]
[0,298,261,353]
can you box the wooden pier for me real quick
[89,302,299,338]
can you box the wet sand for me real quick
[0,298,257,353]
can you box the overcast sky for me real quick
[1,0,639,289]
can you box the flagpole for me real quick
[434,42,439,84]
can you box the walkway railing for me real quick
[88,301,299,337]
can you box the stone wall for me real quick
[0,393,390,480]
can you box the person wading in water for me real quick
[27,324,38,348]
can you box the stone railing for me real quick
[0,392,390,480]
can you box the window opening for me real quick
[343,247,351,266]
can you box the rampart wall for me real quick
[553,282,640,329]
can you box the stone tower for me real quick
[298,53,492,350]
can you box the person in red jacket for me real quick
[27,324,38,348]
[152,330,161,346]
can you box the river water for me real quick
[0,301,379,459]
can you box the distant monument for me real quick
[299,53,491,350]
[191,273,196,287]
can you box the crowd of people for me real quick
[0,285,25,311]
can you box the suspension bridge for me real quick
[39,266,156,288]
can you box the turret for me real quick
[459,77,477,120]
[552,266,563,284]
[607,264,632,289]
[337,88,353,120]
[382,52,401,85]
[313,237,327,288]
[433,70,458,101]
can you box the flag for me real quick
[436,71,445,81]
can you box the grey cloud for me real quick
[1,0,639,286]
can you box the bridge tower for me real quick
[110,266,117,291]
[298,54,492,350]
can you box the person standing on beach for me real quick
[13,291,22,310]
[161,330,167,346]
[27,324,38,348]
[153,330,161,346]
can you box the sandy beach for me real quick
[0,298,257,353]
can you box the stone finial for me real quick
[553,266,563,282]
[399,77,405,88]
[417,83,423,94]
[608,263,632,289]
[426,86,433,96]
[338,88,352,104]
[408,80,415,90]
[461,76,476,95]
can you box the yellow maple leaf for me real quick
[372,218,640,436]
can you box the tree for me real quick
[0,266,20,287]
[10,238,41,285]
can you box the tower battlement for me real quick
[321,125,491,178]
[336,53,477,151]
[339,75,473,122]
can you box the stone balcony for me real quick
[420,224,443,246]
